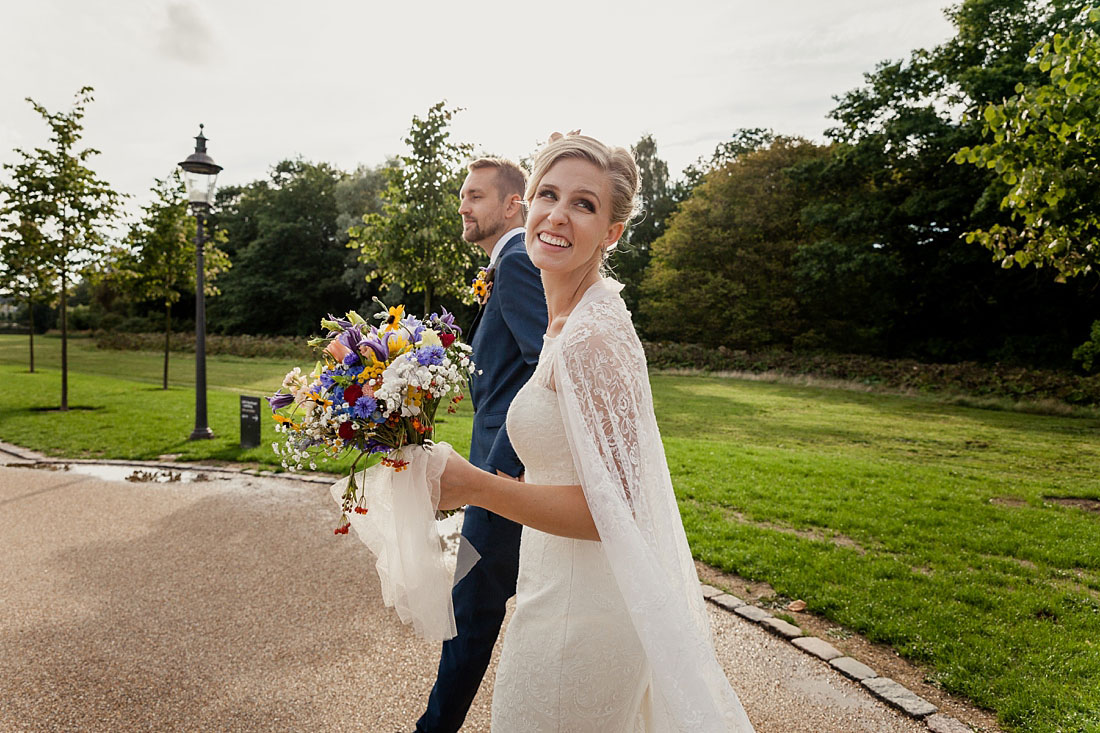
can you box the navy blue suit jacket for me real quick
[467,232,546,477]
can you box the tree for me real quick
[641,138,828,348]
[609,134,676,323]
[207,159,350,336]
[99,172,230,388]
[674,128,775,202]
[348,102,475,315]
[796,0,1099,363]
[335,162,392,312]
[955,6,1100,280]
[14,87,123,409]
[0,155,57,372]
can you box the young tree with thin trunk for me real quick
[18,86,123,409]
[348,102,475,315]
[0,155,57,372]
[98,171,229,388]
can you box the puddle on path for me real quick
[9,461,232,484]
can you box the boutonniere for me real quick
[471,266,494,306]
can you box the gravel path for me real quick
[0,463,928,732]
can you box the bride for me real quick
[436,134,755,732]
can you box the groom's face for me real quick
[459,168,507,246]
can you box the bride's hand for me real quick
[437,450,483,511]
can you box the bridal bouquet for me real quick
[266,304,476,640]
[267,304,473,527]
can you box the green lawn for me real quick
[0,334,472,467]
[2,334,1099,732]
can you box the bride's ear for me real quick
[602,221,625,250]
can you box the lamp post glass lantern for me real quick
[179,124,222,440]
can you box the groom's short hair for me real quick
[468,157,528,204]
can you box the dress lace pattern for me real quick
[492,360,651,731]
[493,280,754,733]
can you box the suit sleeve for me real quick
[496,247,546,367]
[485,246,547,477]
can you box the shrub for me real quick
[642,342,1100,407]
[1072,321,1100,374]
[94,331,315,362]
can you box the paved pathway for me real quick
[0,460,933,732]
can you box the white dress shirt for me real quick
[488,227,526,268]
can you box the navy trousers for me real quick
[415,505,522,733]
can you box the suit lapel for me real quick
[468,303,485,344]
[467,232,523,343]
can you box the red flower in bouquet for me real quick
[440,333,456,348]
[344,383,364,406]
[338,421,356,441]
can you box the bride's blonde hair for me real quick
[524,135,641,239]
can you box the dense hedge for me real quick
[94,331,314,362]
[642,342,1100,407]
[94,331,1100,407]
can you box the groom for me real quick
[415,158,546,733]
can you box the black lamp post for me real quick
[179,124,222,440]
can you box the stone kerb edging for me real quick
[700,584,975,733]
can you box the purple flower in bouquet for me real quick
[402,315,425,342]
[337,326,366,358]
[325,313,354,333]
[381,329,408,355]
[360,330,390,362]
[430,307,461,335]
[267,391,295,410]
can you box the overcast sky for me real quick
[1,1,957,214]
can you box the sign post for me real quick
[240,395,261,449]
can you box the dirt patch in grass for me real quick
[989,496,1027,507]
[695,561,1005,733]
[1045,496,1100,515]
[725,509,867,554]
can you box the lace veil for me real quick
[550,279,754,732]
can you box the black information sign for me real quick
[240,395,262,449]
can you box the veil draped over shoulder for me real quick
[550,279,754,732]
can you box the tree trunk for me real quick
[163,303,171,390]
[60,267,68,411]
[27,298,35,374]
[423,283,433,319]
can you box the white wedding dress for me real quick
[490,279,754,733]
[493,336,653,731]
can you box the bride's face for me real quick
[525,158,624,279]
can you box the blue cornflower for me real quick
[352,396,377,420]
[414,345,445,366]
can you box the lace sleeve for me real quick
[552,281,755,732]
[554,300,647,512]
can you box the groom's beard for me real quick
[463,215,505,245]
